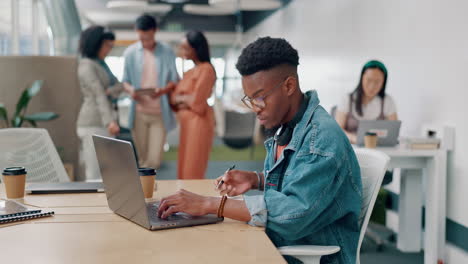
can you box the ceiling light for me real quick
[107,0,172,13]
[183,4,236,15]
[159,0,189,3]
[210,0,282,11]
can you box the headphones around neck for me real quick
[274,95,309,146]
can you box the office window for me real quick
[212,57,225,98]
[105,56,125,81]
[176,57,195,76]
[0,1,11,55]
[0,0,52,55]
[221,48,246,112]
[19,0,51,55]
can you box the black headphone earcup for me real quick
[274,94,309,146]
[276,126,293,146]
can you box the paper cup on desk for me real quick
[2,167,27,199]
[364,132,378,148]
[139,168,156,199]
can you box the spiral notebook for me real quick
[0,200,54,224]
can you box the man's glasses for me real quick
[241,77,288,110]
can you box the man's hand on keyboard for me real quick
[157,189,217,219]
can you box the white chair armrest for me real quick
[278,245,340,256]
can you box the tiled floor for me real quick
[361,240,423,264]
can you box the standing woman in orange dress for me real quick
[170,30,216,179]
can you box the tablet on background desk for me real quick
[26,182,105,194]
[135,87,172,97]
[134,88,156,96]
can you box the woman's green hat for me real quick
[363,60,387,76]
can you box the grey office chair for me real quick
[278,148,390,264]
[222,111,256,149]
[0,128,70,182]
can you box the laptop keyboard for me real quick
[146,202,188,223]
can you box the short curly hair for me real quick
[236,37,299,76]
[79,26,115,59]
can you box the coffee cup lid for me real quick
[365,131,377,136]
[138,167,156,176]
[2,166,27,176]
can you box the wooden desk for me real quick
[0,180,285,264]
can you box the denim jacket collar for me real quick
[263,90,320,171]
[287,90,320,151]
[264,90,320,151]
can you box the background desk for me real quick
[0,180,285,264]
[360,146,447,264]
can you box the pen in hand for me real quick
[216,164,235,190]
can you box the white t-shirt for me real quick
[337,94,397,120]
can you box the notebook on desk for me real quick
[0,200,54,224]
[92,135,223,231]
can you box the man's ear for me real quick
[284,76,297,96]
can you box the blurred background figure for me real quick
[335,60,398,144]
[76,25,123,180]
[122,14,179,170]
[170,30,216,179]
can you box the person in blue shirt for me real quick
[156,37,362,264]
[122,14,179,169]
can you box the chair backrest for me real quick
[354,148,389,263]
[223,111,256,139]
[221,111,257,149]
[0,128,70,182]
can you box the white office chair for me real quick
[0,128,70,182]
[278,148,390,264]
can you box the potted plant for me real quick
[0,80,59,127]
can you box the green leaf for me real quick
[12,116,23,127]
[15,80,44,117]
[0,103,7,121]
[23,112,59,121]
[28,80,43,97]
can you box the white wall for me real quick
[244,0,467,262]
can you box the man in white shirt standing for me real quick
[122,14,179,169]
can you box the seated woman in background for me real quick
[169,30,216,179]
[76,26,123,180]
[335,60,398,144]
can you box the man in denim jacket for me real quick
[157,37,362,264]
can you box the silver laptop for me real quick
[92,135,223,230]
[356,120,402,147]
[26,182,104,194]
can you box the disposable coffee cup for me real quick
[2,167,27,199]
[139,168,156,199]
[364,132,378,148]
